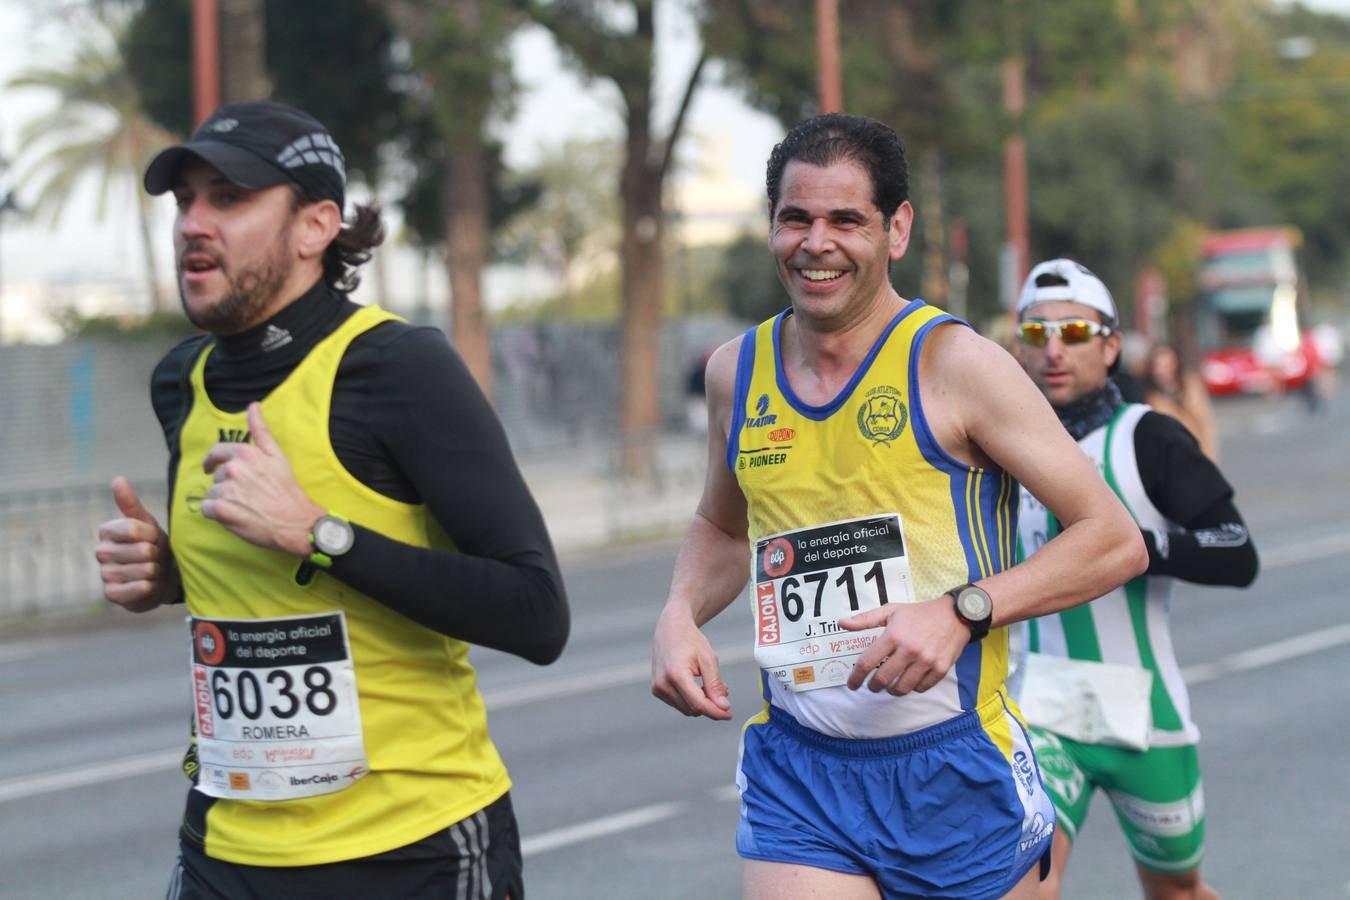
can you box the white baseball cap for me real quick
[1017,258,1117,322]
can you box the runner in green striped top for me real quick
[1011,259,1258,900]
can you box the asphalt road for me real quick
[2,388,1348,899]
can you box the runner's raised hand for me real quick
[96,476,178,612]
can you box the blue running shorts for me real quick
[736,691,1054,899]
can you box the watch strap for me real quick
[950,583,993,642]
[307,513,351,569]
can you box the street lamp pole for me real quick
[193,0,221,126]
[1002,54,1028,303]
[815,0,843,113]
[1001,1,1029,325]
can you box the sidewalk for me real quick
[517,434,705,558]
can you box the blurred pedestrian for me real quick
[685,346,714,433]
[1144,341,1220,460]
[94,100,568,899]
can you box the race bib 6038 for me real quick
[188,611,368,801]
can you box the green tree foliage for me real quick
[1220,6,1350,292]
[1025,71,1254,309]
[52,307,198,340]
[264,1,403,183]
[505,266,621,322]
[701,2,1012,316]
[120,0,191,135]
[121,0,532,241]
[120,0,539,397]
[123,0,403,183]
[703,0,1350,325]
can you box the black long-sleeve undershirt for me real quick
[150,280,569,665]
[1132,410,1259,588]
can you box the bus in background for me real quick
[1196,226,1324,396]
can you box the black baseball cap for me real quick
[144,100,346,209]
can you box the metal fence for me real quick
[0,479,167,618]
[0,337,170,495]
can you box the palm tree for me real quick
[7,17,179,314]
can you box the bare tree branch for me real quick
[658,47,707,180]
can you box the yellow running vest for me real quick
[732,302,1018,739]
[170,305,510,866]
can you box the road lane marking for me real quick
[1181,622,1350,685]
[0,748,183,804]
[522,784,739,857]
[522,800,692,856]
[1260,531,1350,570]
[0,636,86,665]
[0,531,1343,671]
[0,645,756,805]
[5,607,1350,808]
[518,621,1350,857]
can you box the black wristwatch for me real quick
[308,514,355,569]
[950,583,994,642]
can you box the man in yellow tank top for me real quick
[93,101,568,899]
[651,113,1147,899]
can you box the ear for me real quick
[1102,330,1123,369]
[766,199,776,249]
[888,201,914,261]
[295,199,342,262]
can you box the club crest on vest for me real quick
[857,385,907,445]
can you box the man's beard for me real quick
[178,228,292,335]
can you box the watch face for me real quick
[956,586,992,621]
[314,517,354,556]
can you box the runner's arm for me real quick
[1135,411,1258,587]
[844,322,1145,696]
[933,326,1148,626]
[319,329,569,665]
[652,338,750,719]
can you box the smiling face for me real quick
[171,159,304,335]
[768,159,912,330]
[1017,300,1123,407]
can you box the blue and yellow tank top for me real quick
[731,301,1018,739]
[170,305,510,866]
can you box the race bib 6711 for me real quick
[751,514,916,691]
